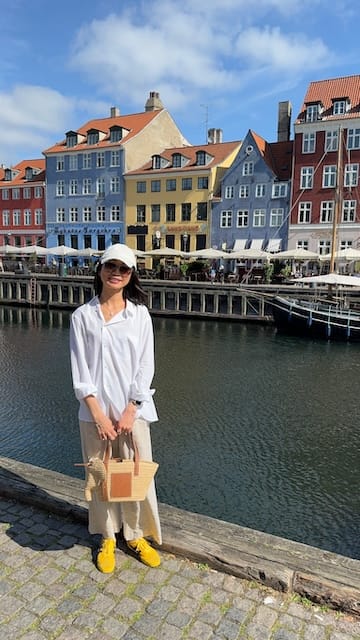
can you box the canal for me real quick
[0,305,359,560]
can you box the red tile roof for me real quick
[125,141,241,175]
[251,131,293,180]
[43,110,163,155]
[296,74,360,122]
[0,159,45,186]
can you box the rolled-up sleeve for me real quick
[129,308,156,404]
[70,312,98,401]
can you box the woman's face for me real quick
[99,260,132,292]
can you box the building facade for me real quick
[0,160,46,247]
[289,75,360,255]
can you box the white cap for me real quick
[100,244,137,269]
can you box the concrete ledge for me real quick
[0,456,359,616]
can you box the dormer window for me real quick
[332,97,350,115]
[4,168,12,181]
[306,103,322,122]
[109,126,123,143]
[172,153,182,168]
[87,131,99,145]
[196,150,206,166]
[151,154,169,169]
[25,167,34,180]
[66,131,78,148]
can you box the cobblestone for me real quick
[0,497,359,640]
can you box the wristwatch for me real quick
[130,399,142,407]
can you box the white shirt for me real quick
[70,296,158,423]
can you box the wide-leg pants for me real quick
[79,418,162,544]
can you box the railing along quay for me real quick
[2,272,360,322]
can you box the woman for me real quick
[70,244,161,573]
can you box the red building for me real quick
[0,159,46,247]
[289,75,360,257]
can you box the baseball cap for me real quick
[100,244,137,269]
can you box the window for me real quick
[340,240,353,250]
[320,201,334,223]
[300,167,314,189]
[88,132,99,145]
[166,203,176,222]
[197,176,208,189]
[225,186,234,198]
[239,185,249,198]
[69,179,78,195]
[151,180,161,192]
[166,179,176,191]
[298,202,311,223]
[97,152,105,168]
[253,209,265,227]
[23,187,31,199]
[35,209,42,225]
[136,205,146,223]
[344,163,359,187]
[306,104,320,122]
[325,130,338,152]
[110,150,120,166]
[24,209,31,225]
[111,206,121,222]
[182,178,192,190]
[69,207,78,223]
[137,181,146,193]
[83,153,92,169]
[56,180,65,196]
[151,204,160,222]
[255,184,266,198]
[302,132,316,153]
[197,202,207,221]
[97,206,105,222]
[13,209,21,225]
[83,178,92,195]
[270,208,284,226]
[181,203,191,221]
[56,155,65,171]
[342,200,356,222]
[110,128,122,143]
[70,234,78,249]
[34,186,42,198]
[236,210,248,227]
[333,100,346,115]
[165,234,175,248]
[243,161,254,176]
[2,210,10,225]
[172,153,182,167]
[67,134,77,148]
[322,166,336,188]
[110,177,120,193]
[196,151,206,165]
[297,240,309,251]
[152,155,161,169]
[83,206,92,222]
[318,240,331,255]
[347,128,360,150]
[12,188,20,199]
[69,155,78,171]
[56,207,65,222]
[96,178,105,196]
[220,210,232,227]
[2,189,9,200]
[272,183,287,198]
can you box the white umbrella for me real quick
[15,245,50,255]
[76,247,101,257]
[296,273,360,287]
[223,248,270,260]
[0,245,21,255]
[187,248,227,259]
[46,245,80,257]
[270,248,320,260]
[320,248,360,261]
[145,247,185,257]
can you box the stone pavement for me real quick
[0,496,359,640]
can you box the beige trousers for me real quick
[79,418,162,545]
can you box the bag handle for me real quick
[104,433,140,476]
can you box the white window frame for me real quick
[253,209,265,227]
[224,185,234,198]
[272,183,287,198]
[320,201,334,223]
[34,186,42,198]
[82,178,92,195]
[12,188,20,199]
[96,178,105,196]
[56,180,65,196]
[35,209,42,225]
[83,153,92,169]
[236,210,248,227]
[270,208,284,227]
[322,166,336,188]
[298,202,311,223]
[300,167,314,189]
[110,150,120,166]
[23,187,31,199]
[69,155,78,171]
[97,206,106,222]
[56,207,65,223]
[56,155,65,171]
[69,207,78,223]
[110,177,120,193]
[69,179,78,195]
[242,161,254,176]
[24,209,31,225]
[220,210,232,227]
[318,240,331,255]
[302,132,315,153]
[344,163,359,187]
[2,189,9,200]
[347,128,360,150]
[342,200,356,222]
[2,210,10,225]
[82,206,92,222]
[13,210,21,225]
[325,130,338,152]
[296,240,309,251]
[306,104,319,122]
[239,185,249,198]
[97,152,105,168]
[255,184,266,198]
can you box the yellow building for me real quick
[125,133,241,263]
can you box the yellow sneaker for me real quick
[97,538,116,573]
[127,538,161,567]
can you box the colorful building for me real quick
[289,75,360,255]
[43,92,188,252]
[0,159,46,247]
[124,131,241,256]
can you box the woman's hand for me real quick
[116,402,137,434]
[95,416,118,441]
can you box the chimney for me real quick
[145,91,164,112]
[110,106,120,117]
[277,101,292,142]
[208,128,223,144]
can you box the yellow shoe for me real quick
[127,538,161,567]
[97,538,116,573]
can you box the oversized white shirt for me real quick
[70,296,158,423]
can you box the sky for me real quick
[1,0,359,166]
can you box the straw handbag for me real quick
[77,435,159,503]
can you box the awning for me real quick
[249,239,264,250]
[267,238,282,253]
[233,238,248,251]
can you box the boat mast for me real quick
[330,127,343,273]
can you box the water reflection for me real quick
[0,306,359,560]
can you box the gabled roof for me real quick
[296,74,360,122]
[251,130,293,180]
[125,140,241,175]
[43,110,163,155]
[0,159,46,186]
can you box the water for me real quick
[0,305,359,560]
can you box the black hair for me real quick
[94,262,148,305]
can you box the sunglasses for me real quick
[103,262,132,275]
